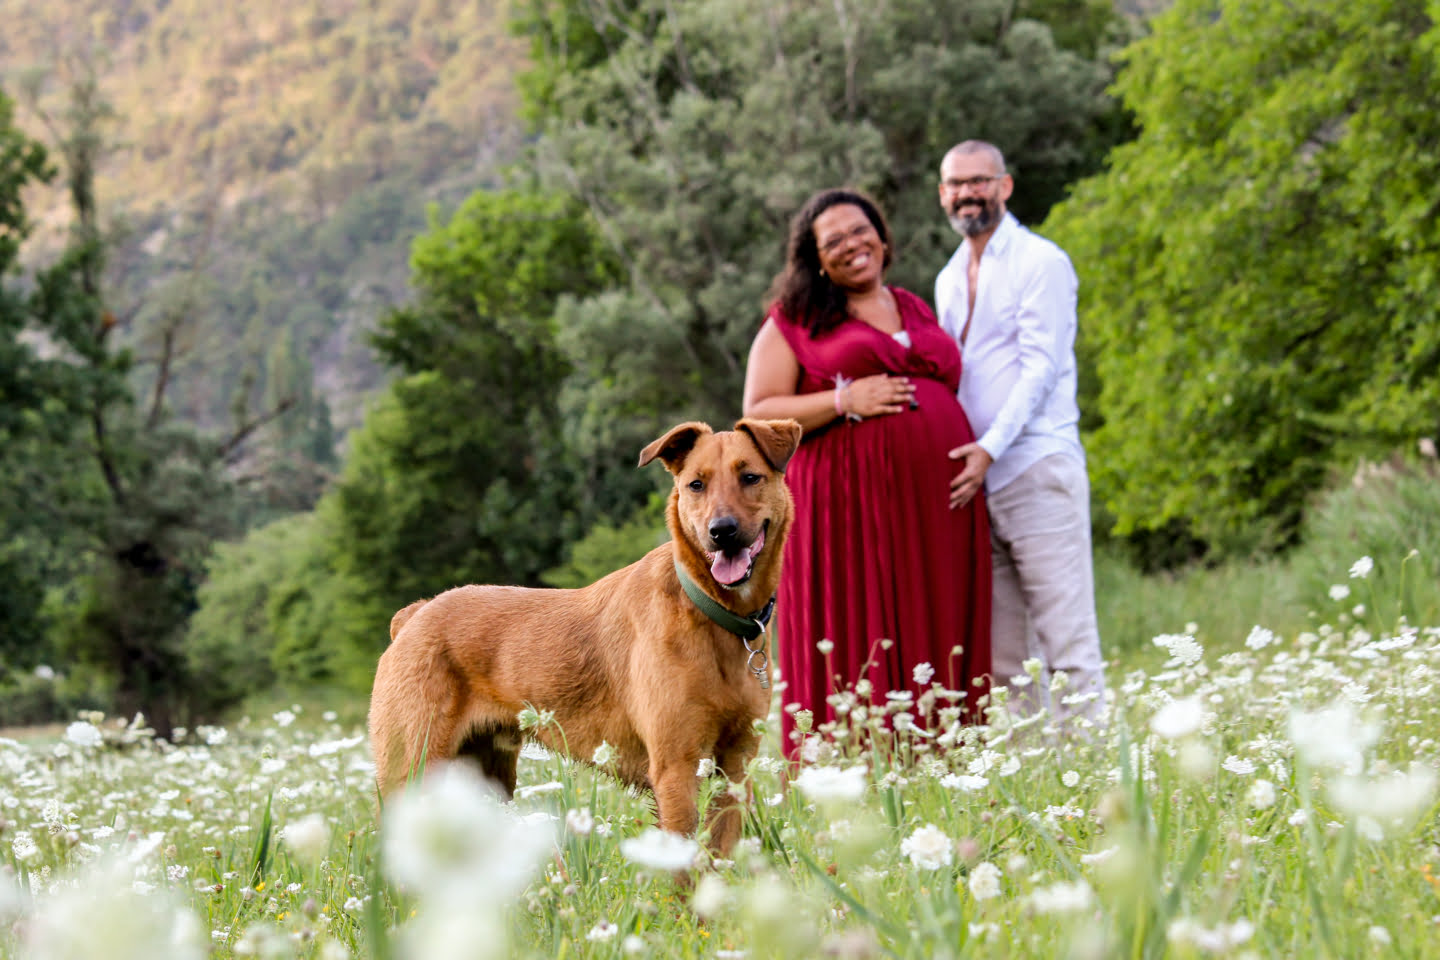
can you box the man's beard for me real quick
[948,198,1000,237]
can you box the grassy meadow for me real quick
[2,457,1438,959]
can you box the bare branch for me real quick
[146,326,175,428]
[218,395,299,464]
[90,405,126,505]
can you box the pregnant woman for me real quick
[742,188,992,755]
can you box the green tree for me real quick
[292,188,622,677]
[0,86,66,663]
[186,509,380,698]
[1044,0,1440,557]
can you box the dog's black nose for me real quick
[709,516,740,547]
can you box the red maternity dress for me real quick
[769,287,992,753]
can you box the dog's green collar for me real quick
[673,556,775,689]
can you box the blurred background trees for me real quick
[0,72,275,734]
[3,0,1438,727]
[1044,0,1440,561]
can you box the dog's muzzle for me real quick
[705,520,767,587]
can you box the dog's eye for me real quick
[740,473,763,486]
[688,479,705,492]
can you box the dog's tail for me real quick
[389,599,430,642]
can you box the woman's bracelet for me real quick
[832,377,862,423]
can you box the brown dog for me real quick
[368,418,801,855]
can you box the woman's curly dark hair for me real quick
[766,188,894,337]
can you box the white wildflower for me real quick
[566,808,594,837]
[968,861,1002,900]
[968,750,1003,774]
[1288,704,1380,772]
[1168,917,1255,952]
[691,873,729,919]
[620,829,699,872]
[517,706,554,731]
[1153,634,1203,667]
[1356,817,1385,842]
[696,758,715,778]
[1080,846,1118,866]
[1349,556,1374,579]
[397,909,503,960]
[1062,770,1080,788]
[793,765,868,803]
[1222,756,1257,776]
[66,721,104,749]
[1151,697,1205,739]
[1328,765,1438,831]
[281,813,329,865]
[24,860,206,960]
[939,773,989,791]
[591,741,617,766]
[1368,925,1391,946]
[1244,626,1275,651]
[12,831,40,862]
[272,710,296,728]
[586,922,619,942]
[817,639,834,655]
[900,824,953,871]
[1340,681,1373,705]
[1329,584,1350,602]
[514,781,563,800]
[1027,880,1094,914]
[383,764,554,903]
[1246,779,1276,810]
[913,662,935,686]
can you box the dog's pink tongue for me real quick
[711,552,750,585]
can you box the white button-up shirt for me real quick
[935,213,1085,493]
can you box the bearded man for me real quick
[935,139,1106,728]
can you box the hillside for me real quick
[1,0,527,445]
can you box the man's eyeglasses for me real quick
[940,175,1003,191]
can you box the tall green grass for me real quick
[1097,453,1440,658]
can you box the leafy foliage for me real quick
[187,510,381,699]
[0,88,65,663]
[541,493,668,588]
[333,188,623,597]
[1045,0,1440,556]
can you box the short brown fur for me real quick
[367,418,801,855]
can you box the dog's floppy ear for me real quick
[638,421,713,473]
[735,418,802,473]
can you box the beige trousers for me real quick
[986,453,1105,723]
